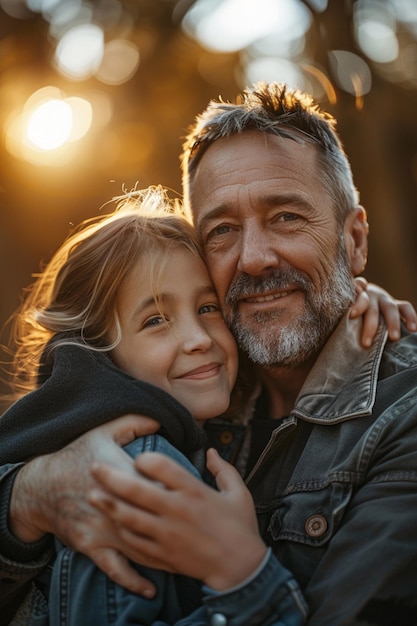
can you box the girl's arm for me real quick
[351,278,417,347]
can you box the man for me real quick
[86,82,417,625]
[2,82,417,624]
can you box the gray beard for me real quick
[224,240,356,368]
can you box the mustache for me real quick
[225,268,313,305]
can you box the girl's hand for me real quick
[90,448,268,591]
[351,278,417,347]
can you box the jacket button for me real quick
[219,430,234,445]
[305,514,328,537]
[211,614,228,626]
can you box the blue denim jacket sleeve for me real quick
[141,550,307,626]
[200,549,307,626]
[47,435,308,626]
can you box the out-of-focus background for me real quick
[1,0,416,399]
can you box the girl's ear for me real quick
[344,206,369,275]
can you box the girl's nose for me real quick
[182,319,214,353]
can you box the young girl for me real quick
[1,185,414,626]
[1,185,244,626]
[1,185,240,463]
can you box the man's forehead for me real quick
[189,131,321,219]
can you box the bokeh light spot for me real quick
[183,0,311,53]
[4,86,95,165]
[357,21,399,63]
[95,39,140,85]
[47,0,84,37]
[54,23,104,79]
[27,99,72,149]
[328,50,372,96]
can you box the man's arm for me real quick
[0,463,54,623]
[1,414,161,611]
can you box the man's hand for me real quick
[351,277,417,347]
[89,448,268,591]
[9,414,160,597]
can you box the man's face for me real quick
[189,131,359,367]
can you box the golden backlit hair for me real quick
[7,185,205,396]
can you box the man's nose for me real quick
[237,226,280,276]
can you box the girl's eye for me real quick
[142,315,166,329]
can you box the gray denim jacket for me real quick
[242,315,417,625]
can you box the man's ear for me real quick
[344,206,369,275]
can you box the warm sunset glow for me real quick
[4,87,94,165]
[26,99,72,150]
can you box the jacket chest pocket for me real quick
[268,481,354,547]
[265,482,355,588]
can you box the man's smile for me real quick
[241,289,296,304]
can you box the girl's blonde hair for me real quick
[8,185,205,397]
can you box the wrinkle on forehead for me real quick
[190,131,325,229]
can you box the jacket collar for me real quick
[292,314,388,424]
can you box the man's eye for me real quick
[207,224,232,239]
[216,224,232,234]
[280,212,299,222]
[199,303,221,315]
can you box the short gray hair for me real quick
[181,81,359,226]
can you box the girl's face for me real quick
[111,248,238,423]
